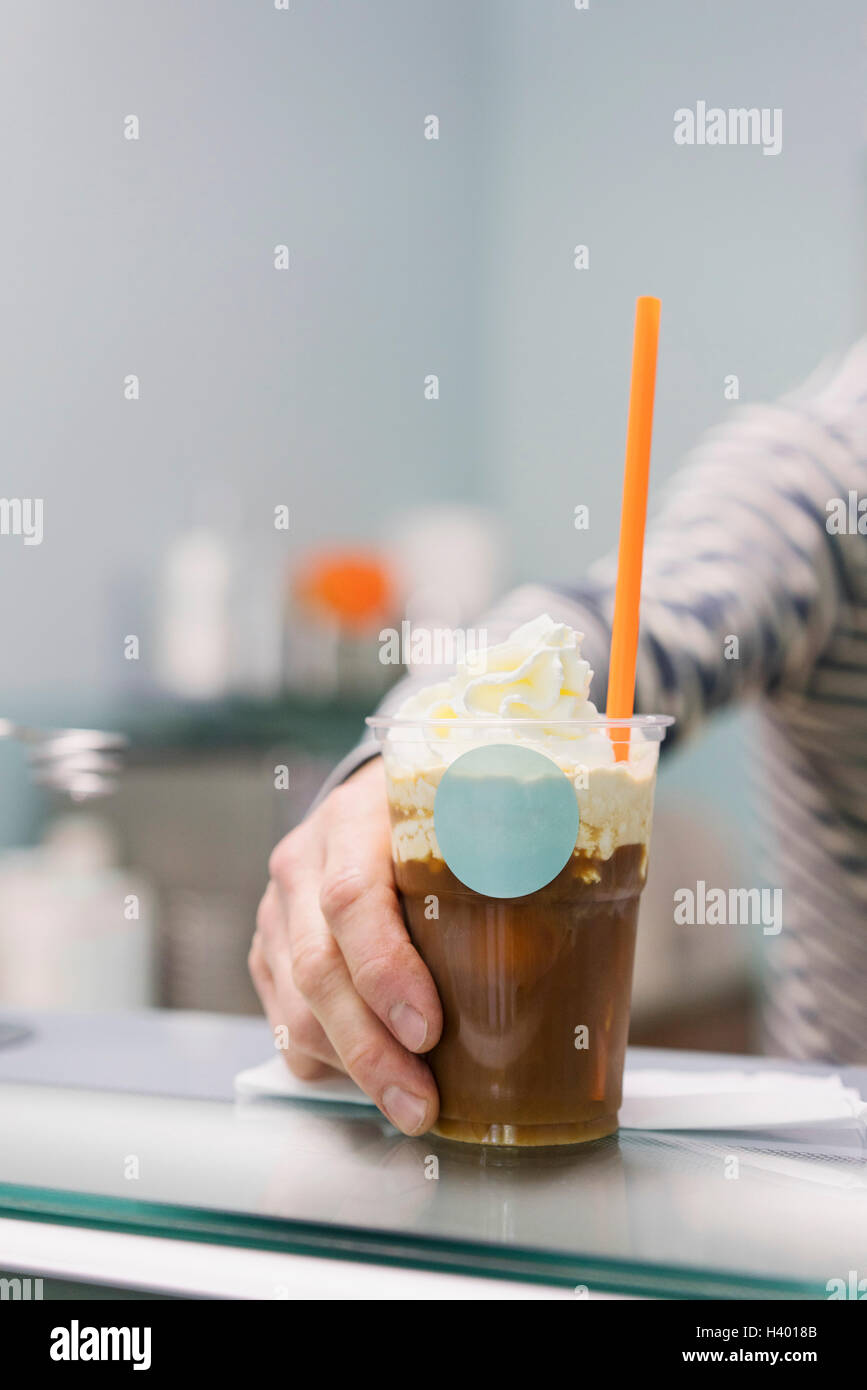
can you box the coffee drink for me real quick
[369,615,670,1146]
[394,846,643,1145]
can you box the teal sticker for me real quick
[433,744,579,899]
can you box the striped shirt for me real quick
[326,339,867,1064]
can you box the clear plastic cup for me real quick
[368,715,673,1147]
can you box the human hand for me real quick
[249,758,442,1136]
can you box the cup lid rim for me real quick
[366,714,675,730]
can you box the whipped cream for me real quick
[395,614,597,722]
[380,616,660,867]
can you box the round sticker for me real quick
[433,743,579,899]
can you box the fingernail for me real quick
[382,1084,428,1134]
[388,1000,428,1051]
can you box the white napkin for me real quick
[619,1068,866,1131]
[235,1055,373,1107]
[234,1056,867,1133]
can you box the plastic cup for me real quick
[368,715,673,1147]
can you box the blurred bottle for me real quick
[154,486,283,701]
[0,813,155,1010]
[154,528,233,699]
[386,504,505,638]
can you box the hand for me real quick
[249,758,443,1136]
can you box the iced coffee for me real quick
[369,615,671,1147]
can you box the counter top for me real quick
[0,1009,865,1298]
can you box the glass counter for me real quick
[0,1011,864,1298]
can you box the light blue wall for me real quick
[474,0,865,582]
[0,1,864,850]
[0,0,488,706]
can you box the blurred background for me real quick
[0,1,864,1047]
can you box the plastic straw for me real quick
[606,296,661,760]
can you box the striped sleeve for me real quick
[579,341,866,741]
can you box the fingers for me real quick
[318,778,443,1056]
[287,873,439,1136]
[251,884,342,1079]
[252,762,443,1136]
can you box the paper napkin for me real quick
[234,1056,867,1133]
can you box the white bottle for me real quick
[155,528,233,699]
[0,814,155,1010]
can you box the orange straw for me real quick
[606,296,661,761]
